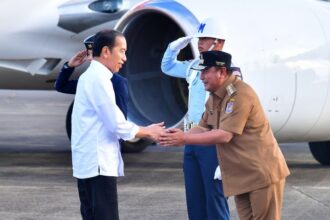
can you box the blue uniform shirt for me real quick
[161,47,207,123]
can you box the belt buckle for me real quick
[187,122,197,130]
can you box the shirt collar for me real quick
[90,60,114,79]
[213,74,237,99]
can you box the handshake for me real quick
[140,122,185,147]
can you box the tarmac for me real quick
[0,90,330,220]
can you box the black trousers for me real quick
[77,175,119,220]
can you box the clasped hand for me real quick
[159,128,185,147]
[145,122,166,142]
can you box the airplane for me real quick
[1,0,330,165]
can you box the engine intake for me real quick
[115,0,199,127]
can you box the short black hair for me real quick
[92,29,124,57]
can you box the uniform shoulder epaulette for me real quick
[226,83,237,96]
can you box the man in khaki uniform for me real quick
[160,50,290,220]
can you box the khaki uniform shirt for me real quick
[199,74,290,196]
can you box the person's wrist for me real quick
[63,62,74,69]
[146,127,153,140]
[67,61,75,68]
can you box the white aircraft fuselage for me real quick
[1,0,330,162]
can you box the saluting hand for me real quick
[68,50,88,68]
[169,36,193,51]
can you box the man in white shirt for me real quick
[71,29,164,220]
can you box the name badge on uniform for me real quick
[225,99,234,114]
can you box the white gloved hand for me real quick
[214,166,222,180]
[231,66,242,80]
[169,36,193,51]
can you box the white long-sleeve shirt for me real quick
[71,60,139,179]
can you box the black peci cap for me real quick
[192,50,232,71]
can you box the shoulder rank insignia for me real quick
[226,83,237,96]
[225,98,235,114]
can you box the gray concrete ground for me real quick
[0,90,330,220]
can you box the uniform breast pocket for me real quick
[206,112,218,129]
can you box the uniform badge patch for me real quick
[225,101,234,114]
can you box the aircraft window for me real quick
[89,0,123,13]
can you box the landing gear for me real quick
[65,101,151,153]
[309,141,330,165]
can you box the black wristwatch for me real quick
[63,62,74,70]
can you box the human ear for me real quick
[215,39,225,50]
[216,69,221,78]
[101,46,109,58]
[219,67,227,78]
